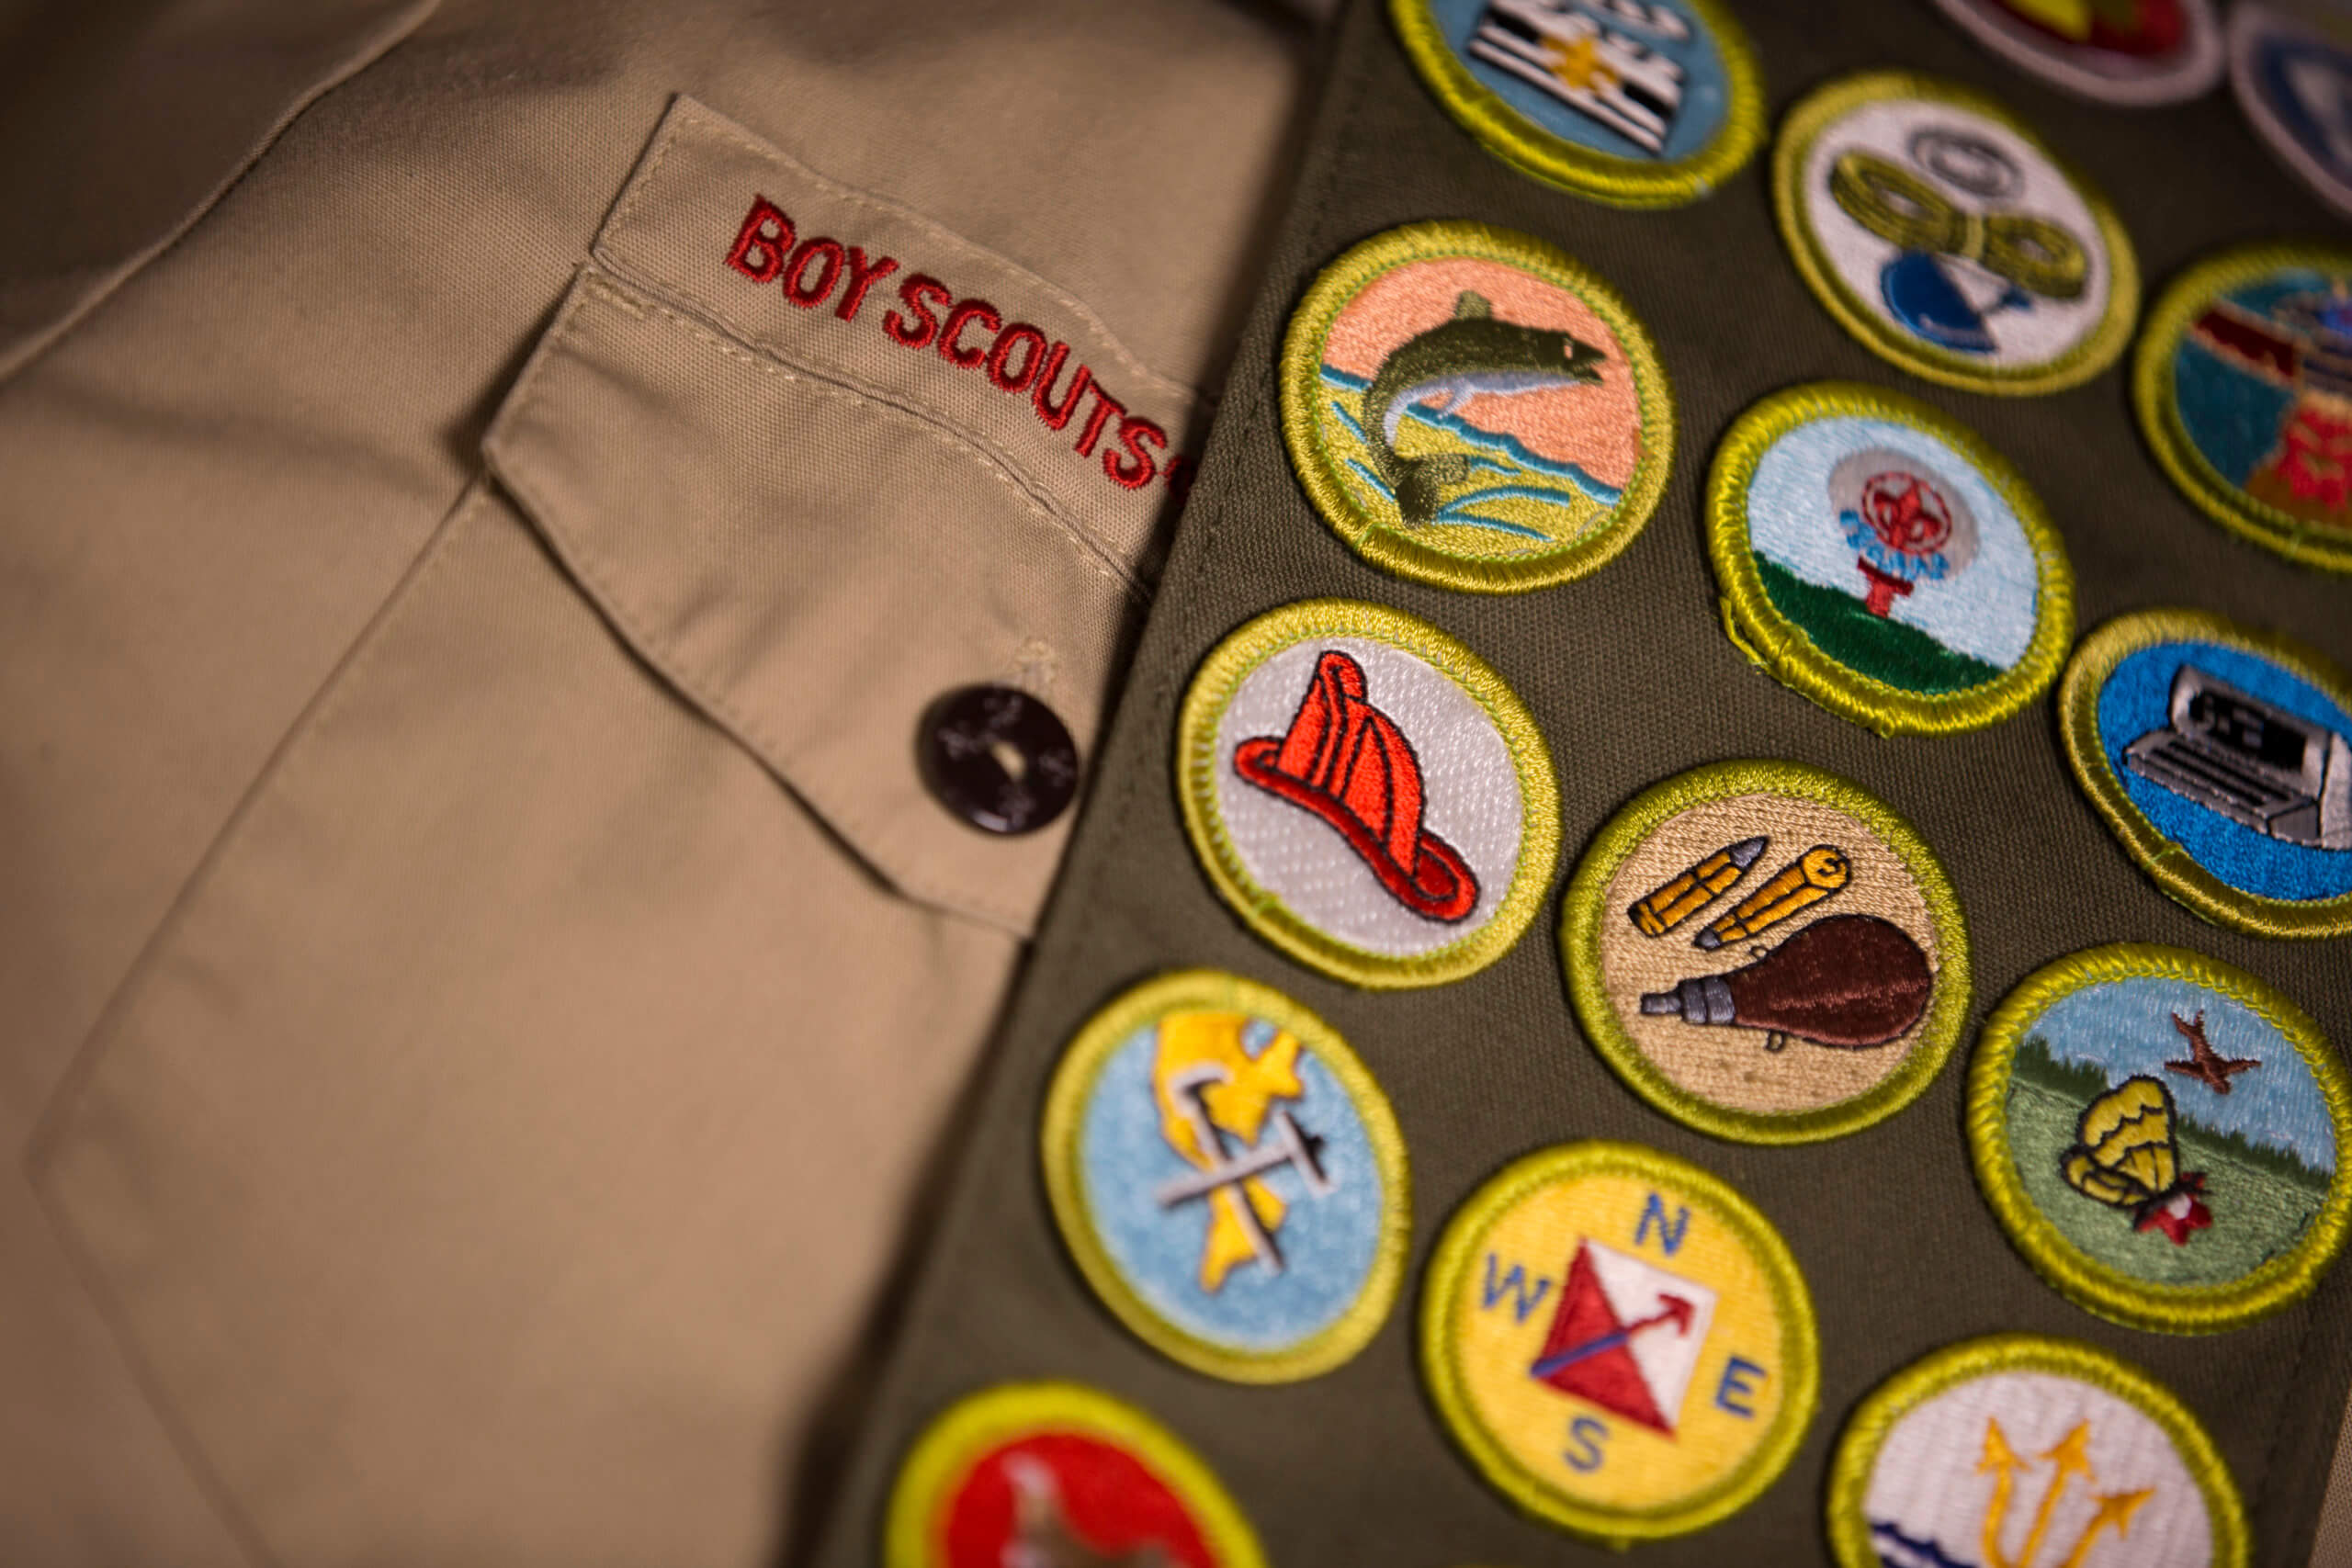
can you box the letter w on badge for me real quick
[1150,1014,1335,1289]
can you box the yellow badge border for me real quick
[2132,241,2352,574]
[1177,598,1562,988]
[1040,970,1414,1382]
[2058,607,2352,939]
[1278,220,1677,593]
[883,1381,1270,1568]
[1560,759,1973,1145]
[1385,0,1768,209]
[1706,380,2077,736]
[1770,71,2142,397]
[1825,1334,2250,1568]
[1966,942,2352,1334]
[1418,1141,1821,1544]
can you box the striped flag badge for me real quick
[1532,1238,1717,1434]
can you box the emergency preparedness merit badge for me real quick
[1967,944,2352,1334]
[1041,971,1410,1382]
[1420,1143,1817,1544]
[1386,0,1765,207]
[885,1382,1268,1568]
[1279,221,1673,592]
[1772,72,2139,396]
[1177,600,1560,987]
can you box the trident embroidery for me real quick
[1976,1418,2152,1568]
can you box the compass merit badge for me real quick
[1177,600,1559,988]
[1041,972,1410,1382]
[1420,1143,1817,1543]
[1388,0,1765,207]
[885,1382,1268,1568]
[1968,944,2352,1333]
[1773,73,2139,395]
[2133,243,2352,572]
[1708,383,2074,735]
[2231,6,2352,220]
[1563,761,1970,1144]
[1929,0,2224,107]
[2060,609,2352,938]
[1827,1337,2248,1568]
[1280,221,1672,592]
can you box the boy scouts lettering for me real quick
[721,195,1181,495]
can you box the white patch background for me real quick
[1864,1371,2213,1568]
[1215,636,1525,959]
[1802,98,2113,368]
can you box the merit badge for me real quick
[1772,73,2140,396]
[1561,761,1970,1144]
[1387,0,1766,207]
[1279,221,1673,593]
[1419,1143,1817,1543]
[1041,971,1410,1382]
[2132,243,2352,572]
[1967,944,2351,1333]
[884,1382,1268,1568]
[2059,608,2352,938]
[1928,0,2224,107]
[1177,600,1559,987]
[2231,5,2352,220]
[1707,382,2075,735]
[1826,1336,2248,1568]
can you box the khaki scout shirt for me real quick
[0,2,1317,1562]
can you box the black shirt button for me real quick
[919,684,1080,835]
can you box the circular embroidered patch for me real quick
[1928,0,2223,107]
[1040,971,1411,1382]
[2132,243,2352,573]
[1967,944,2352,1334]
[2059,608,2352,938]
[1560,761,1971,1145]
[1278,222,1673,593]
[1771,72,2140,396]
[1707,382,2075,735]
[1386,0,1765,208]
[1177,600,1560,988]
[2231,5,2352,220]
[1826,1336,2249,1568]
[1419,1143,1817,1543]
[884,1382,1268,1568]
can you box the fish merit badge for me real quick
[1826,1336,2249,1568]
[2231,6,2352,220]
[1772,73,2140,396]
[1708,383,2075,735]
[1387,0,1766,207]
[1419,1143,1817,1543]
[1562,761,1971,1144]
[1041,972,1410,1382]
[1967,944,2352,1333]
[1279,221,1673,592]
[1928,0,2224,107]
[2132,243,2352,573]
[884,1382,1268,1568]
[2059,609,2352,938]
[1177,600,1560,988]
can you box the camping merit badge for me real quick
[1279,221,1672,592]
[1041,971,1410,1382]
[1707,382,2074,735]
[1826,1336,2249,1568]
[1386,0,1765,207]
[1967,944,2352,1334]
[1772,73,2139,396]
[2231,5,2352,220]
[2132,243,2352,573]
[1177,600,1559,987]
[1928,0,2224,107]
[2059,609,2352,938]
[1419,1143,1816,1543]
[885,1382,1268,1568]
[1561,761,1971,1144]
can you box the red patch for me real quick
[938,1434,1218,1568]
